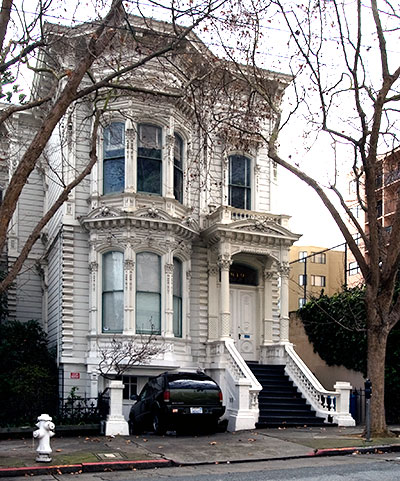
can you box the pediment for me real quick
[85,205,123,220]
[230,219,298,239]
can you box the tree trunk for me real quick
[367,321,390,436]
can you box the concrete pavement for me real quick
[1,426,400,477]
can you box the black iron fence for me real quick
[55,391,110,425]
[0,392,109,428]
[350,389,365,425]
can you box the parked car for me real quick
[129,371,225,434]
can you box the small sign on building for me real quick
[70,372,80,379]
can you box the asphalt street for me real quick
[2,453,400,481]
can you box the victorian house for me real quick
[4,15,354,430]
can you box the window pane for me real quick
[230,156,246,186]
[230,186,246,209]
[103,252,124,291]
[102,291,124,332]
[174,168,183,203]
[137,156,161,194]
[104,157,125,194]
[103,122,125,194]
[173,296,182,338]
[104,122,125,154]
[174,134,183,168]
[137,252,160,292]
[139,124,161,150]
[136,292,161,334]
[173,258,182,297]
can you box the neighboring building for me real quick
[3,16,355,430]
[289,245,345,312]
[345,147,400,286]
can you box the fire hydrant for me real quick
[33,414,55,463]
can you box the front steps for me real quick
[247,362,328,428]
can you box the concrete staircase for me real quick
[247,362,328,428]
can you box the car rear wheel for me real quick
[152,411,166,435]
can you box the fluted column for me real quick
[279,262,290,342]
[165,262,174,337]
[208,263,219,340]
[218,253,232,339]
[263,269,274,344]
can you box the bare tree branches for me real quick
[98,333,165,380]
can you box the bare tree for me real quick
[209,0,400,435]
[98,332,165,380]
[0,0,226,292]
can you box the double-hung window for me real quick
[228,155,251,210]
[137,124,162,195]
[173,258,182,337]
[102,251,124,333]
[103,122,125,194]
[174,133,184,203]
[136,252,161,334]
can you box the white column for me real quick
[125,119,136,193]
[263,269,274,344]
[124,256,135,335]
[89,372,99,399]
[218,253,232,339]
[165,262,174,337]
[279,262,290,342]
[208,264,219,340]
[105,380,129,436]
[165,116,175,199]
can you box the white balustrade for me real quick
[285,344,355,426]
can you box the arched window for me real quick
[103,122,125,194]
[228,155,251,210]
[137,124,162,195]
[174,133,183,203]
[136,252,161,334]
[102,251,124,333]
[173,258,182,337]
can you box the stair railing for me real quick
[284,344,352,424]
[223,339,262,430]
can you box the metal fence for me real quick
[350,389,365,425]
[56,391,109,425]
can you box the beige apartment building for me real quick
[289,245,345,313]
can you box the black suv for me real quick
[129,371,225,434]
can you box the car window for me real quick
[168,378,219,390]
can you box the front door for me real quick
[230,287,258,361]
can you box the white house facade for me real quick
[4,17,355,431]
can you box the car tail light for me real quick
[163,390,170,402]
[219,390,223,402]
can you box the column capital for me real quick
[279,262,290,278]
[263,269,275,281]
[218,254,232,271]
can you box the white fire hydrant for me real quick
[33,414,55,463]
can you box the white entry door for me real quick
[230,287,257,361]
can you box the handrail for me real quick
[285,344,338,417]
[224,339,262,393]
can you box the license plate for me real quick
[190,407,203,414]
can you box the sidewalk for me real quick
[1,425,400,477]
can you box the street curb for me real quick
[0,459,173,477]
[311,444,400,457]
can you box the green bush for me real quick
[0,320,58,427]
